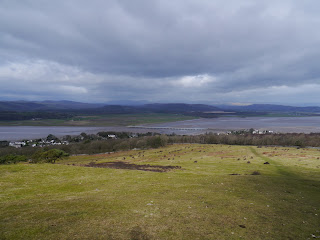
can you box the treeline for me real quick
[166,133,320,147]
[1,132,320,164]
[0,135,168,161]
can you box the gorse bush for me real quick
[31,149,69,163]
[0,154,27,164]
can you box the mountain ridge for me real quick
[0,100,319,114]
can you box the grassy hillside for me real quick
[1,144,319,239]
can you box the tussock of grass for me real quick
[1,144,320,239]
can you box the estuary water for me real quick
[138,116,320,134]
[1,116,320,141]
[0,126,149,141]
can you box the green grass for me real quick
[0,113,197,127]
[1,144,320,239]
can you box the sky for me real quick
[0,0,320,105]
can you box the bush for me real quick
[0,154,27,164]
[31,149,69,163]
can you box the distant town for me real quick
[1,129,276,149]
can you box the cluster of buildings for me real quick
[5,132,130,148]
[252,129,274,134]
[226,129,275,135]
[9,139,69,148]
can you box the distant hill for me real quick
[0,101,104,112]
[1,101,320,115]
[105,100,149,106]
[220,104,320,113]
[141,103,221,113]
[0,101,46,112]
[36,101,104,110]
[0,101,223,115]
[98,103,222,114]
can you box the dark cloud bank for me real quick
[0,0,320,105]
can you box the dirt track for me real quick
[84,161,182,172]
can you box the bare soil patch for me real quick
[84,161,182,172]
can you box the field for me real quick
[1,144,320,239]
[0,113,197,126]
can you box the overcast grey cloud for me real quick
[0,0,320,105]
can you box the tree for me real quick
[46,134,59,142]
[146,135,168,148]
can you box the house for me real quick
[9,141,26,148]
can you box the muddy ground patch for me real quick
[84,161,182,172]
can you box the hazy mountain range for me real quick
[0,100,320,114]
[219,104,320,113]
[0,101,104,112]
